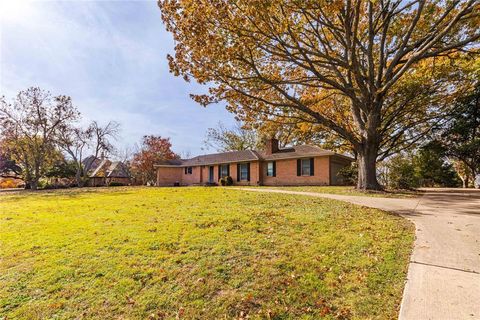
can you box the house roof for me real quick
[89,159,111,177]
[106,161,131,178]
[86,157,131,178]
[258,145,352,161]
[181,150,259,166]
[82,155,103,173]
[154,145,353,167]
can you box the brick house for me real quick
[155,139,353,187]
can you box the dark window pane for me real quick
[240,163,248,180]
[267,162,274,176]
[220,164,229,177]
[301,159,311,176]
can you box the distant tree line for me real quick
[0,87,121,189]
[0,87,178,189]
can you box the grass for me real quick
[0,187,414,319]
[238,186,421,198]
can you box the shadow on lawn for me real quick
[0,187,137,201]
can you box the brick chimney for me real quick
[265,138,279,155]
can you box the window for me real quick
[184,167,193,175]
[266,161,275,177]
[239,163,249,181]
[301,159,311,176]
[219,164,229,178]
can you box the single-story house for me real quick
[155,139,353,187]
[82,156,131,187]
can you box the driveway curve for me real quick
[236,187,480,320]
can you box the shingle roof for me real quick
[82,155,103,173]
[258,145,337,160]
[106,161,131,178]
[90,159,111,177]
[156,159,183,166]
[154,145,353,167]
[86,157,131,178]
[181,150,259,166]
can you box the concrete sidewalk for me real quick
[235,187,480,320]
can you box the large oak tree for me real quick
[159,0,479,189]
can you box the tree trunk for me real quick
[75,166,85,187]
[460,175,469,188]
[30,178,39,190]
[31,163,40,190]
[356,144,382,190]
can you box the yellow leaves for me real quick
[160,0,479,153]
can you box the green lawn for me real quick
[0,187,413,319]
[239,186,421,198]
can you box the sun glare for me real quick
[0,0,34,23]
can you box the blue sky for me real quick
[0,0,236,156]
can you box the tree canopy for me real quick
[159,0,479,189]
[131,135,179,185]
[441,83,480,179]
[0,87,123,189]
[204,121,261,152]
[0,87,79,189]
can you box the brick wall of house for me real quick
[230,161,260,186]
[157,156,350,187]
[202,166,211,183]
[261,156,330,186]
[181,166,202,185]
[156,167,182,186]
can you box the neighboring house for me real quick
[155,138,353,187]
[83,157,131,187]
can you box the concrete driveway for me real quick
[236,187,480,320]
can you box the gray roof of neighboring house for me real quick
[82,155,102,173]
[155,145,353,167]
[86,157,131,178]
[89,159,111,177]
[106,161,131,178]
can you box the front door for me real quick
[209,166,214,183]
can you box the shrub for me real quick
[388,155,420,190]
[225,176,233,186]
[218,177,226,186]
[337,163,358,185]
[109,182,126,187]
[37,179,48,189]
[0,179,17,189]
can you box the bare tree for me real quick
[89,121,120,159]
[204,121,261,152]
[57,121,120,187]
